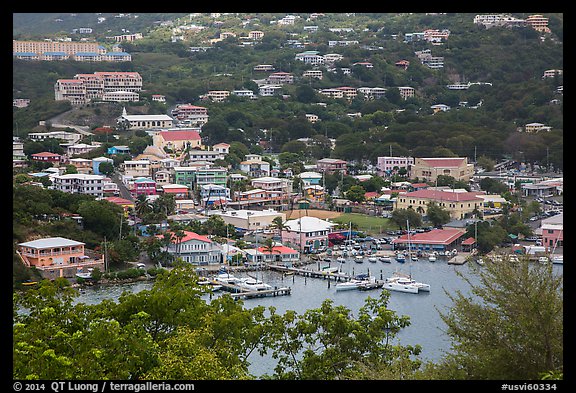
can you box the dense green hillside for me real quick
[13,12,563,170]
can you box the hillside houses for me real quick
[13,13,563,277]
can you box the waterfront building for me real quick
[245,245,300,265]
[158,230,223,265]
[391,228,467,253]
[282,216,335,253]
[17,236,104,280]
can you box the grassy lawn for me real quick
[331,213,398,235]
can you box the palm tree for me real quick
[135,194,152,218]
[262,237,281,264]
[269,216,289,242]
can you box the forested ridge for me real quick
[13,12,563,169]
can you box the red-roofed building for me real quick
[152,129,203,152]
[161,184,190,199]
[247,244,300,264]
[31,152,64,165]
[157,230,223,265]
[395,189,483,219]
[391,228,467,252]
[364,191,379,201]
[104,196,135,216]
[411,157,475,183]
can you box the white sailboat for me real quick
[384,220,430,293]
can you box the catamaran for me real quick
[384,220,430,294]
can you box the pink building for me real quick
[540,223,563,252]
[316,158,347,174]
[17,236,104,279]
[132,177,157,197]
[281,216,335,254]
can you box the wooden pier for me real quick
[230,287,291,299]
[209,279,292,299]
[268,265,353,282]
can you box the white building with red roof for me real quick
[245,244,300,264]
[395,189,483,220]
[157,230,223,265]
[411,157,475,183]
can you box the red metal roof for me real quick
[104,196,133,205]
[159,130,201,141]
[392,228,466,245]
[256,245,299,255]
[159,230,212,244]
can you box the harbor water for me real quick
[73,257,563,377]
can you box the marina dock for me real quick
[208,279,292,299]
[268,265,353,282]
[447,254,469,265]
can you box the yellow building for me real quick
[394,189,483,220]
[411,157,475,183]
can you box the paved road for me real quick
[110,171,134,202]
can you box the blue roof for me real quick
[104,52,130,56]
[43,52,67,56]
[13,52,38,56]
[74,52,100,56]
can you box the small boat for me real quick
[75,268,94,280]
[538,256,550,265]
[355,255,364,263]
[321,266,340,274]
[411,254,419,262]
[368,257,378,263]
[379,256,392,263]
[214,273,242,284]
[237,277,273,291]
[383,272,430,293]
[395,254,406,263]
[551,255,563,264]
[336,257,346,263]
[475,257,485,266]
[335,274,376,291]
[428,254,437,262]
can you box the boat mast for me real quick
[406,220,412,278]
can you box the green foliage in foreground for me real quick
[13,263,417,380]
[13,257,563,380]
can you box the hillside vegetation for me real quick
[13,12,563,169]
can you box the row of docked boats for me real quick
[213,272,274,291]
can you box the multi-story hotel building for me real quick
[13,40,102,56]
[525,14,551,33]
[52,174,106,197]
[13,40,132,62]
[55,72,142,105]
